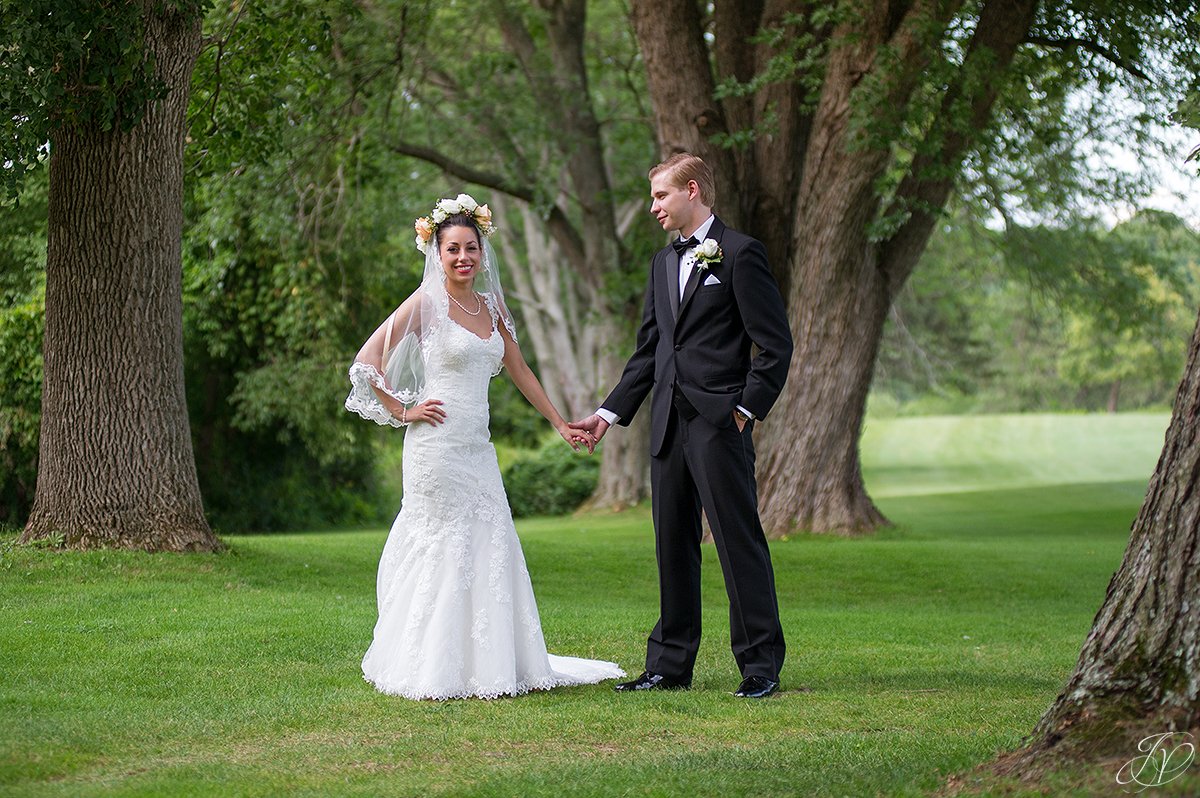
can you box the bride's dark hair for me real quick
[435,213,482,246]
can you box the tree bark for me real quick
[1016,308,1200,765]
[21,5,219,552]
[628,0,740,228]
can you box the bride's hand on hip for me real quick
[401,399,446,425]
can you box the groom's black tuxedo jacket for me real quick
[604,217,793,457]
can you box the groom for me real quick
[571,153,792,698]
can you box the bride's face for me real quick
[438,225,482,289]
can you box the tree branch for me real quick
[879,0,1039,294]
[493,0,622,272]
[615,198,644,239]
[421,68,534,178]
[876,0,967,111]
[1024,34,1149,82]
[385,140,536,202]
[488,0,558,110]
[385,140,588,267]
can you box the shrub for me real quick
[502,439,598,518]
[0,294,43,527]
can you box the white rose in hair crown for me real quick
[413,193,497,253]
[694,238,723,269]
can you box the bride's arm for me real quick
[354,312,406,417]
[354,301,429,421]
[350,295,445,425]
[499,326,591,451]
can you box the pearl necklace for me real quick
[448,291,483,316]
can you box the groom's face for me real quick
[649,172,697,234]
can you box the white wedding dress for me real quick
[352,307,624,700]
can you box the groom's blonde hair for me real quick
[649,153,716,207]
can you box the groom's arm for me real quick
[601,261,659,425]
[732,240,792,421]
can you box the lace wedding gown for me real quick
[350,307,624,700]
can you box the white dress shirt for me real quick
[677,215,716,300]
[597,215,754,427]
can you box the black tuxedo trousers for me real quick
[602,217,792,682]
[647,389,785,681]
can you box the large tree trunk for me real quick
[755,216,895,534]
[21,6,219,552]
[758,0,1037,537]
[632,0,1037,536]
[1010,308,1200,771]
[627,0,740,225]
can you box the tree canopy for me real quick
[2,0,1199,539]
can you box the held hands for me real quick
[397,399,446,425]
[557,424,596,453]
[566,414,610,455]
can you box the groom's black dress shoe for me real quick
[613,671,691,692]
[733,675,779,698]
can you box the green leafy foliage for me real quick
[503,440,599,518]
[1054,212,1200,406]
[875,209,1200,413]
[180,159,396,532]
[960,2,1200,227]
[487,375,546,450]
[710,10,835,150]
[0,170,46,305]
[831,1,1200,251]
[0,293,43,527]
[1176,82,1200,169]
[875,215,997,403]
[0,171,46,525]
[186,0,332,179]
[175,1,418,532]
[0,0,212,198]
[349,0,659,306]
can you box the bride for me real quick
[345,194,624,700]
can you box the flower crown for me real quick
[414,193,496,253]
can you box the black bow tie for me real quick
[671,236,698,256]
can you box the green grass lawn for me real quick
[3,412,1196,797]
[861,411,1169,497]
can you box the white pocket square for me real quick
[703,274,721,286]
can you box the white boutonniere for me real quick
[694,238,723,270]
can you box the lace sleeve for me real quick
[345,292,434,427]
[345,362,409,428]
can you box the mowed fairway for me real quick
[3,412,1195,797]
